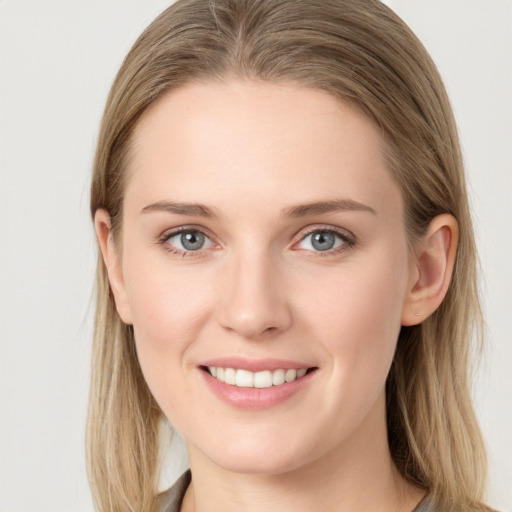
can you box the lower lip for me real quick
[199,368,317,410]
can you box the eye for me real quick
[163,229,215,252]
[296,229,352,253]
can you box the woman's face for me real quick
[112,80,417,474]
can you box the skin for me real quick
[96,80,458,512]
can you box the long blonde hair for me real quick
[88,1,487,510]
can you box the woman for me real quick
[88,1,491,511]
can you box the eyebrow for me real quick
[140,198,376,218]
[283,199,376,217]
[141,201,219,218]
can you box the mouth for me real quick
[198,357,319,410]
[200,366,317,388]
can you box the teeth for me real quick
[272,369,285,385]
[207,366,310,387]
[224,368,236,385]
[285,369,297,382]
[235,369,254,388]
[254,370,272,388]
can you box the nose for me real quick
[216,248,293,340]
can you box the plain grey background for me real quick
[0,1,510,510]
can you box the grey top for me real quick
[413,494,436,512]
[159,470,436,512]
[159,470,192,512]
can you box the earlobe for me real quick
[94,209,133,325]
[401,214,458,326]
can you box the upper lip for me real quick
[199,357,316,372]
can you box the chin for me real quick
[217,453,305,476]
[200,434,317,476]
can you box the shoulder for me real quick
[157,475,500,512]
[158,470,191,512]
[412,494,436,512]
[413,495,500,512]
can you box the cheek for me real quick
[301,246,409,395]
[125,269,216,422]
[121,250,215,386]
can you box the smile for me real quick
[206,366,309,388]
[199,358,318,410]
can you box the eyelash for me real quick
[294,226,356,258]
[157,225,356,259]
[157,226,217,259]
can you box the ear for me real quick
[94,209,133,324]
[401,214,458,326]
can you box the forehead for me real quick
[125,79,401,218]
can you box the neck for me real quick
[181,395,425,512]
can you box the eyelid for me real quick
[291,224,356,253]
[156,223,355,257]
[158,225,219,256]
